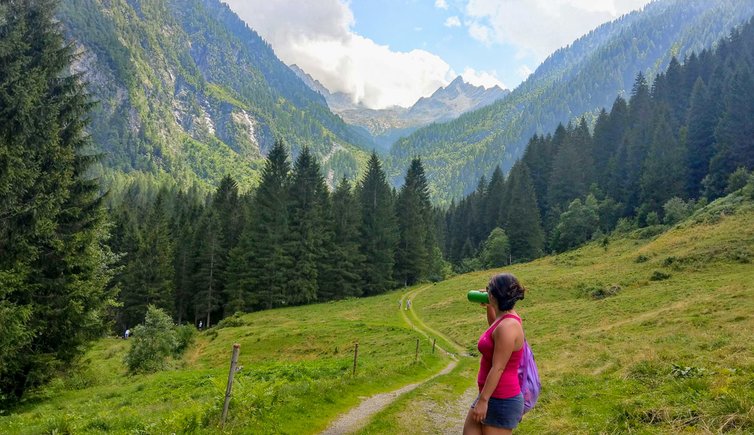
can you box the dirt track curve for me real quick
[319,286,464,435]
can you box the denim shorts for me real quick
[471,393,524,429]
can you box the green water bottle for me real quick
[467,290,489,304]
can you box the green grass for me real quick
[0,291,445,434]
[359,194,754,434]
[3,193,754,434]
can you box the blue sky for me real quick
[224,0,652,109]
[349,0,535,89]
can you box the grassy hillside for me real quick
[362,191,754,433]
[0,294,444,434]
[2,191,753,434]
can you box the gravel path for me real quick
[320,286,461,435]
[320,359,458,435]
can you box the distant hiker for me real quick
[124,329,130,339]
[198,320,203,330]
[464,273,526,435]
[398,300,402,310]
[407,300,412,310]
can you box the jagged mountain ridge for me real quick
[58,0,373,190]
[387,0,754,203]
[290,65,508,151]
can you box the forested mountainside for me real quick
[441,17,754,269]
[291,65,508,152]
[58,0,373,190]
[388,0,754,203]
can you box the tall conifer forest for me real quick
[108,146,446,333]
[443,18,754,265]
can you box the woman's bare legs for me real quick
[482,425,512,435]
[462,408,482,435]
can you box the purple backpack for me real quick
[517,339,541,417]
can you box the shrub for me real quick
[590,284,622,300]
[125,306,178,374]
[173,324,196,357]
[615,217,637,234]
[650,271,671,281]
[479,227,510,269]
[635,254,649,263]
[645,211,661,226]
[726,167,750,194]
[663,197,692,224]
[216,312,247,330]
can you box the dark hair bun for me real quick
[488,273,526,311]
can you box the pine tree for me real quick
[172,190,203,324]
[547,119,593,214]
[593,97,628,188]
[287,147,329,305]
[120,194,175,327]
[484,166,506,233]
[685,78,718,197]
[707,66,754,198]
[640,106,688,216]
[319,177,363,300]
[230,140,292,310]
[0,0,114,400]
[193,208,225,327]
[357,152,398,295]
[223,197,254,314]
[613,73,653,214]
[395,158,434,286]
[503,162,545,261]
[213,175,241,251]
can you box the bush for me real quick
[726,167,750,194]
[645,211,661,226]
[216,312,247,330]
[125,306,178,374]
[479,227,510,269]
[173,324,196,357]
[743,174,754,199]
[590,284,622,300]
[663,197,692,224]
[615,217,637,234]
[650,271,671,281]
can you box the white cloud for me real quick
[435,0,449,10]
[223,0,455,109]
[444,16,461,28]
[461,67,506,89]
[467,21,492,45]
[464,0,652,59]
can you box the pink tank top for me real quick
[477,313,523,399]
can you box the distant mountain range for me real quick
[387,0,754,203]
[290,65,509,151]
[58,0,374,190]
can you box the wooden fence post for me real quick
[432,338,436,354]
[221,343,240,427]
[415,338,420,362]
[352,342,359,376]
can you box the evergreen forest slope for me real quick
[388,0,754,203]
[3,187,753,434]
[59,0,373,190]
